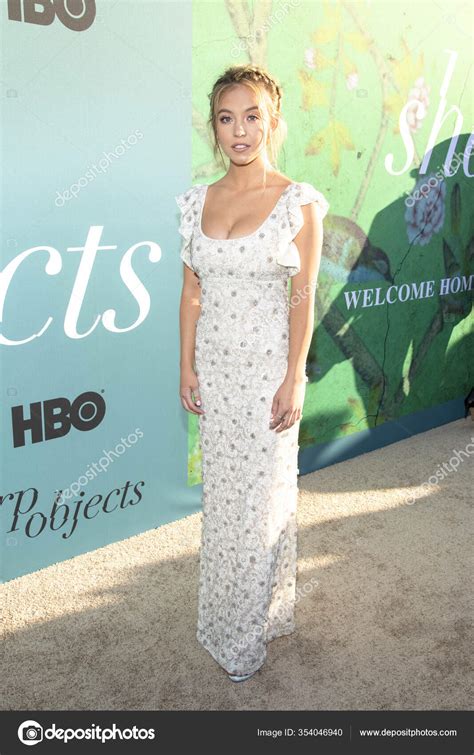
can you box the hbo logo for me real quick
[7,0,96,32]
[11,391,106,448]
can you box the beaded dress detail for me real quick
[175,181,329,675]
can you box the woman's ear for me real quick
[269,114,279,133]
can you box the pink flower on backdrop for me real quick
[405,76,430,132]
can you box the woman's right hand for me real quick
[180,367,205,415]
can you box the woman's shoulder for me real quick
[285,179,330,218]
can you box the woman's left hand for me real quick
[269,376,307,433]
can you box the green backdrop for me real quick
[186,0,473,484]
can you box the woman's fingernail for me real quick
[196,399,201,405]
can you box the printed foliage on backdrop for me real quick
[185,0,473,484]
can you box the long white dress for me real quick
[175,181,329,675]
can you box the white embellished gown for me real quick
[175,181,329,676]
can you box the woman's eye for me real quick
[219,114,259,123]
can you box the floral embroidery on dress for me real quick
[175,181,329,675]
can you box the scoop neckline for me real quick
[198,181,295,242]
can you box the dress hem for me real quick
[196,621,296,675]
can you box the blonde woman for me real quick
[176,65,329,682]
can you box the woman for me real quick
[176,64,329,682]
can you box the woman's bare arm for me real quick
[270,202,323,432]
[179,264,205,415]
[286,202,323,383]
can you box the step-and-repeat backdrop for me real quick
[1,0,472,581]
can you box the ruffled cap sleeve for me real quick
[174,185,202,271]
[276,181,329,277]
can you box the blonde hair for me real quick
[207,64,287,171]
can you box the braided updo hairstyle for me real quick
[208,64,287,171]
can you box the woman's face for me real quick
[215,84,272,164]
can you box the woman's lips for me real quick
[232,144,250,151]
